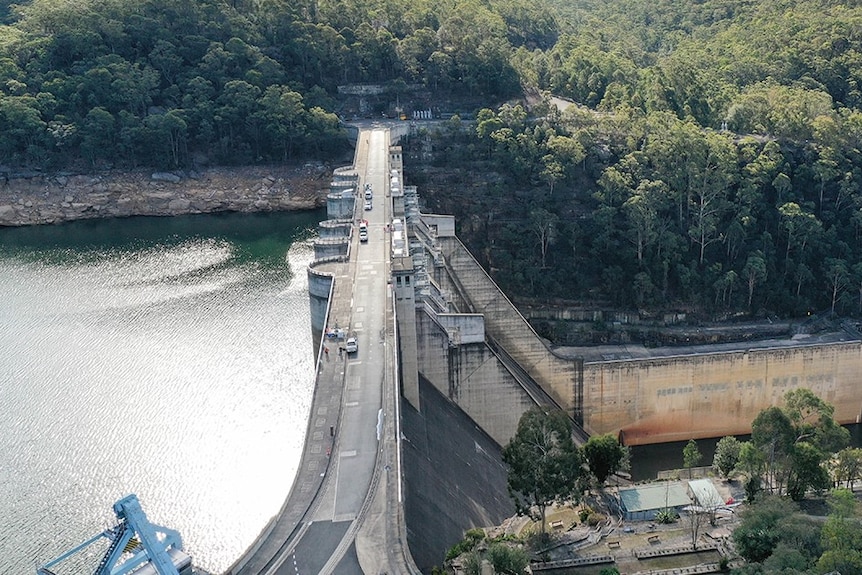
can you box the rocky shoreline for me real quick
[0,163,332,226]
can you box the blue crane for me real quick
[36,494,191,575]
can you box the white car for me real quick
[364,199,372,211]
[359,229,368,242]
[345,337,358,354]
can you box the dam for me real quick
[231,122,862,573]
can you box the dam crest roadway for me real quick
[229,126,417,575]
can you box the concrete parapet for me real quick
[313,236,349,260]
[633,542,719,559]
[531,554,614,571]
[326,189,355,220]
[332,165,359,181]
[317,219,352,239]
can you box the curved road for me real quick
[232,127,416,575]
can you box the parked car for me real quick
[345,337,358,353]
[359,229,368,242]
[364,199,372,211]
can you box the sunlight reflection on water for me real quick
[0,230,316,574]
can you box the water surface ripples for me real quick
[0,212,321,574]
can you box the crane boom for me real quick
[36,494,189,575]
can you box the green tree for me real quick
[79,106,115,167]
[258,85,306,160]
[712,436,742,479]
[751,405,796,494]
[502,407,583,535]
[732,496,821,564]
[784,388,850,453]
[787,441,831,500]
[622,180,664,266]
[778,202,822,271]
[742,251,767,309]
[686,131,735,265]
[486,542,529,575]
[832,447,862,490]
[144,110,187,168]
[582,433,630,485]
[817,489,862,574]
[529,208,559,268]
[824,257,849,317]
[683,439,702,477]
[0,94,48,163]
[762,543,812,573]
[748,390,849,498]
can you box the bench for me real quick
[550,520,565,530]
[647,535,660,544]
[607,541,621,549]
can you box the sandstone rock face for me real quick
[0,164,330,227]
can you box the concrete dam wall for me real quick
[433,235,862,446]
[586,342,862,445]
[414,307,537,447]
[436,237,583,426]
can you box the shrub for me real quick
[445,528,485,561]
[655,508,678,524]
[587,512,605,526]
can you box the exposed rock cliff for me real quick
[0,163,330,226]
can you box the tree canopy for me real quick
[0,0,560,169]
[501,407,583,534]
[582,433,630,485]
[5,0,862,322]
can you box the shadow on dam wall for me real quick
[401,376,515,573]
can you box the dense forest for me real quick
[0,0,548,168]
[2,0,862,320]
[402,0,862,321]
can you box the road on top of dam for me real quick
[232,126,415,575]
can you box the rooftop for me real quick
[619,482,691,513]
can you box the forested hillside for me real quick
[3,0,862,320]
[404,0,862,321]
[0,0,553,168]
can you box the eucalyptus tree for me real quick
[742,251,767,309]
[817,488,862,574]
[582,433,630,485]
[502,407,583,535]
[746,389,849,499]
[712,436,742,479]
[683,439,702,478]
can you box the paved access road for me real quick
[234,127,414,575]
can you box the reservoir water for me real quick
[0,210,324,575]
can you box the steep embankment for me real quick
[0,163,332,226]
